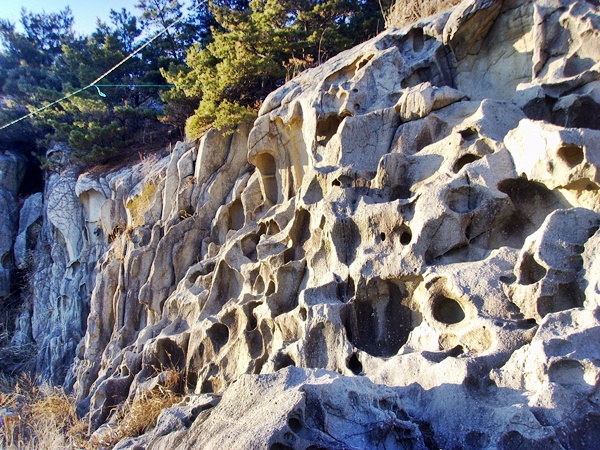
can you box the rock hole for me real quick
[187,271,202,284]
[254,275,265,294]
[499,274,516,284]
[446,185,485,213]
[247,329,263,359]
[392,184,412,200]
[155,339,185,370]
[186,371,198,391]
[515,318,537,329]
[537,282,585,317]
[287,209,311,261]
[564,54,595,77]
[266,280,276,296]
[354,103,361,111]
[466,431,490,448]
[465,224,472,239]
[316,115,343,146]
[380,232,386,242]
[273,353,295,371]
[332,179,341,187]
[206,323,229,353]
[356,55,373,70]
[518,253,546,285]
[200,379,214,394]
[400,229,412,245]
[347,353,363,375]
[401,67,432,89]
[246,302,260,331]
[496,178,565,246]
[424,251,434,266]
[270,444,293,450]
[256,153,278,205]
[432,296,465,325]
[447,345,464,357]
[299,307,307,321]
[343,280,419,357]
[459,127,478,142]
[288,417,302,433]
[557,144,584,168]
[241,234,259,262]
[548,359,586,386]
[228,199,244,231]
[408,27,425,52]
[267,220,281,235]
[332,218,361,265]
[453,154,482,173]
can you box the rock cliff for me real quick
[4,0,600,448]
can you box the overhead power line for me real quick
[0,4,198,131]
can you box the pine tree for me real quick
[162,0,389,137]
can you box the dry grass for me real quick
[0,374,88,449]
[126,182,158,228]
[0,368,184,449]
[383,0,462,28]
[93,368,183,448]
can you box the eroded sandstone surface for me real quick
[6,0,600,448]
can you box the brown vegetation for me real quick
[0,374,86,449]
[0,368,183,449]
[383,0,462,28]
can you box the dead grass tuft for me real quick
[126,182,159,228]
[0,374,89,449]
[93,367,184,448]
[383,0,462,28]
[1,367,184,449]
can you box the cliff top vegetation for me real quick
[0,0,462,170]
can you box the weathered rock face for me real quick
[10,0,600,448]
[0,150,27,301]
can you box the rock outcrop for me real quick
[8,0,600,448]
[0,150,26,302]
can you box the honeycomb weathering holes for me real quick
[347,353,363,375]
[256,153,278,204]
[557,144,584,168]
[343,280,420,358]
[206,323,229,353]
[316,115,343,146]
[432,295,466,325]
[453,154,482,173]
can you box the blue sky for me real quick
[0,0,171,36]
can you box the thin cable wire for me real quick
[0,4,197,131]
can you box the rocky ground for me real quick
[2,0,600,448]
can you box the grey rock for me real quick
[9,1,600,449]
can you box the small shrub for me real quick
[383,0,462,28]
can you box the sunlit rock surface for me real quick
[10,0,600,448]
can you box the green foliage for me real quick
[0,2,215,168]
[1,0,388,166]
[163,0,390,137]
